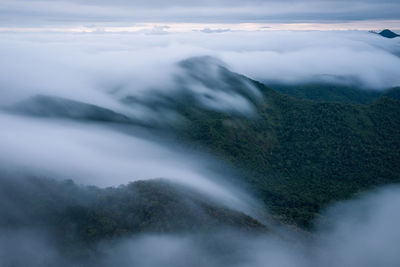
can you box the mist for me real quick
[1,30,400,105]
[105,186,400,267]
[2,185,399,267]
[1,30,398,193]
[1,29,400,266]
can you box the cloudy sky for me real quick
[1,0,400,31]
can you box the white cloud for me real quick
[4,185,394,267]
[0,29,399,222]
[0,30,399,267]
[94,186,400,267]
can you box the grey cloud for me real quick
[0,30,398,218]
[199,28,231,33]
[0,26,400,267]
[1,0,400,26]
[1,31,400,108]
[73,185,400,267]
[2,185,399,267]
[313,186,400,267]
[0,30,398,232]
[217,31,400,89]
[0,112,260,215]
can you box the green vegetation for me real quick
[5,94,132,123]
[268,82,382,104]
[0,176,266,258]
[175,80,400,228]
[382,87,400,100]
[5,58,400,231]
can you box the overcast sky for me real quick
[1,0,400,31]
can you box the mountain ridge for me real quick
[4,56,400,229]
[378,29,400,38]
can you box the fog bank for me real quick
[1,31,400,103]
[2,186,399,267]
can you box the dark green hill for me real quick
[0,176,266,258]
[46,56,397,229]
[382,87,400,100]
[5,57,400,230]
[176,81,400,228]
[268,82,382,104]
[4,94,132,123]
[134,57,400,228]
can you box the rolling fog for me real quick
[0,30,400,266]
[98,186,400,267]
[1,185,399,267]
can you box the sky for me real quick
[1,0,400,32]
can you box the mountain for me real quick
[378,29,400,39]
[0,176,266,259]
[267,82,382,104]
[121,56,261,118]
[4,94,132,123]
[267,82,400,104]
[382,87,400,100]
[5,57,400,230]
[156,57,400,228]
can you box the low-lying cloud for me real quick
[0,29,399,207]
[0,112,260,216]
[0,29,400,266]
[106,187,400,267]
[2,185,399,267]
[0,30,399,104]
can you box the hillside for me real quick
[268,82,382,104]
[0,176,266,259]
[4,94,132,123]
[378,29,400,38]
[151,58,400,228]
[177,86,400,227]
[382,87,400,100]
[5,57,400,230]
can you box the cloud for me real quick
[78,185,400,267]
[2,185,398,266]
[0,30,398,220]
[221,31,400,88]
[0,112,263,216]
[199,28,231,33]
[0,30,399,99]
[1,0,400,27]
[112,186,400,267]
[0,229,68,267]
[313,186,400,267]
[0,29,399,267]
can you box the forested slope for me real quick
[176,76,400,228]
[0,176,266,259]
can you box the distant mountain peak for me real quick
[376,29,400,39]
[179,55,227,69]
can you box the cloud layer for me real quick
[2,185,399,267]
[0,31,399,198]
[0,30,399,102]
[1,0,400,27]
[0,29,399,266]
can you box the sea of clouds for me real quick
[0,30,399,266]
